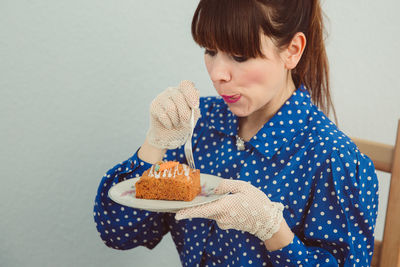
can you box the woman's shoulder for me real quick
[312,111,376,176]
[298,109,377,190]
[297,107,365,163]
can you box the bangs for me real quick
[192,0,271,58]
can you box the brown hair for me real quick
[192,0,336,120]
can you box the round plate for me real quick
[108,173,226,212]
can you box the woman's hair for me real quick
[192,0,336,120]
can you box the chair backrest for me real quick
[351,119,400,267]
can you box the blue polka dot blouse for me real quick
[94,86,378,266]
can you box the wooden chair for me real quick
[351,119,400,267]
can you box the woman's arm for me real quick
[138,139,166,164]
[264,220,295,251]
[266,148,378,266]
[94,81,201,250]
[93,148,169,250]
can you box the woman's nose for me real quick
[208,56,231,83]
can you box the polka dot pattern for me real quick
[94,86,378,266]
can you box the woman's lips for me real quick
[221,94,241,103]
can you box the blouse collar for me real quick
[206,85,318,159]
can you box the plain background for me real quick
[1,0,399,266]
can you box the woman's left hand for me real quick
[175,179,284,241]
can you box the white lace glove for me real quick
[175,179,284,241]
[146,80,201,149]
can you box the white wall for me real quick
[1,1,399,266]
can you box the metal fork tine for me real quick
[191,157,195,169]
[184,108,196,169]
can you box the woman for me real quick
[94,0,378,266]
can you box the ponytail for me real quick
[293,0,337,121]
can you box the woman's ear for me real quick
[284,32,306,70]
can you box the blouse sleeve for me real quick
[93,149,170,250]
[267,146,379,266]
[93,98,208,251]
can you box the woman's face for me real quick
[204,35,295,119]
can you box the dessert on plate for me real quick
[135,161,201,201]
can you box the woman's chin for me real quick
[228,106,250,118]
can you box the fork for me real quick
[184,108,196,169]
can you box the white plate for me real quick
[108,173,226,212]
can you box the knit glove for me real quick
[175,179,284,241]
[146,80,201,149]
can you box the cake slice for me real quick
[135,161,201,201]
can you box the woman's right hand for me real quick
[146,80,201,150]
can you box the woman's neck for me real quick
[238,78,296,142]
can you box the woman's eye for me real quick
[205,49,216,57]
[232,55,248,63]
